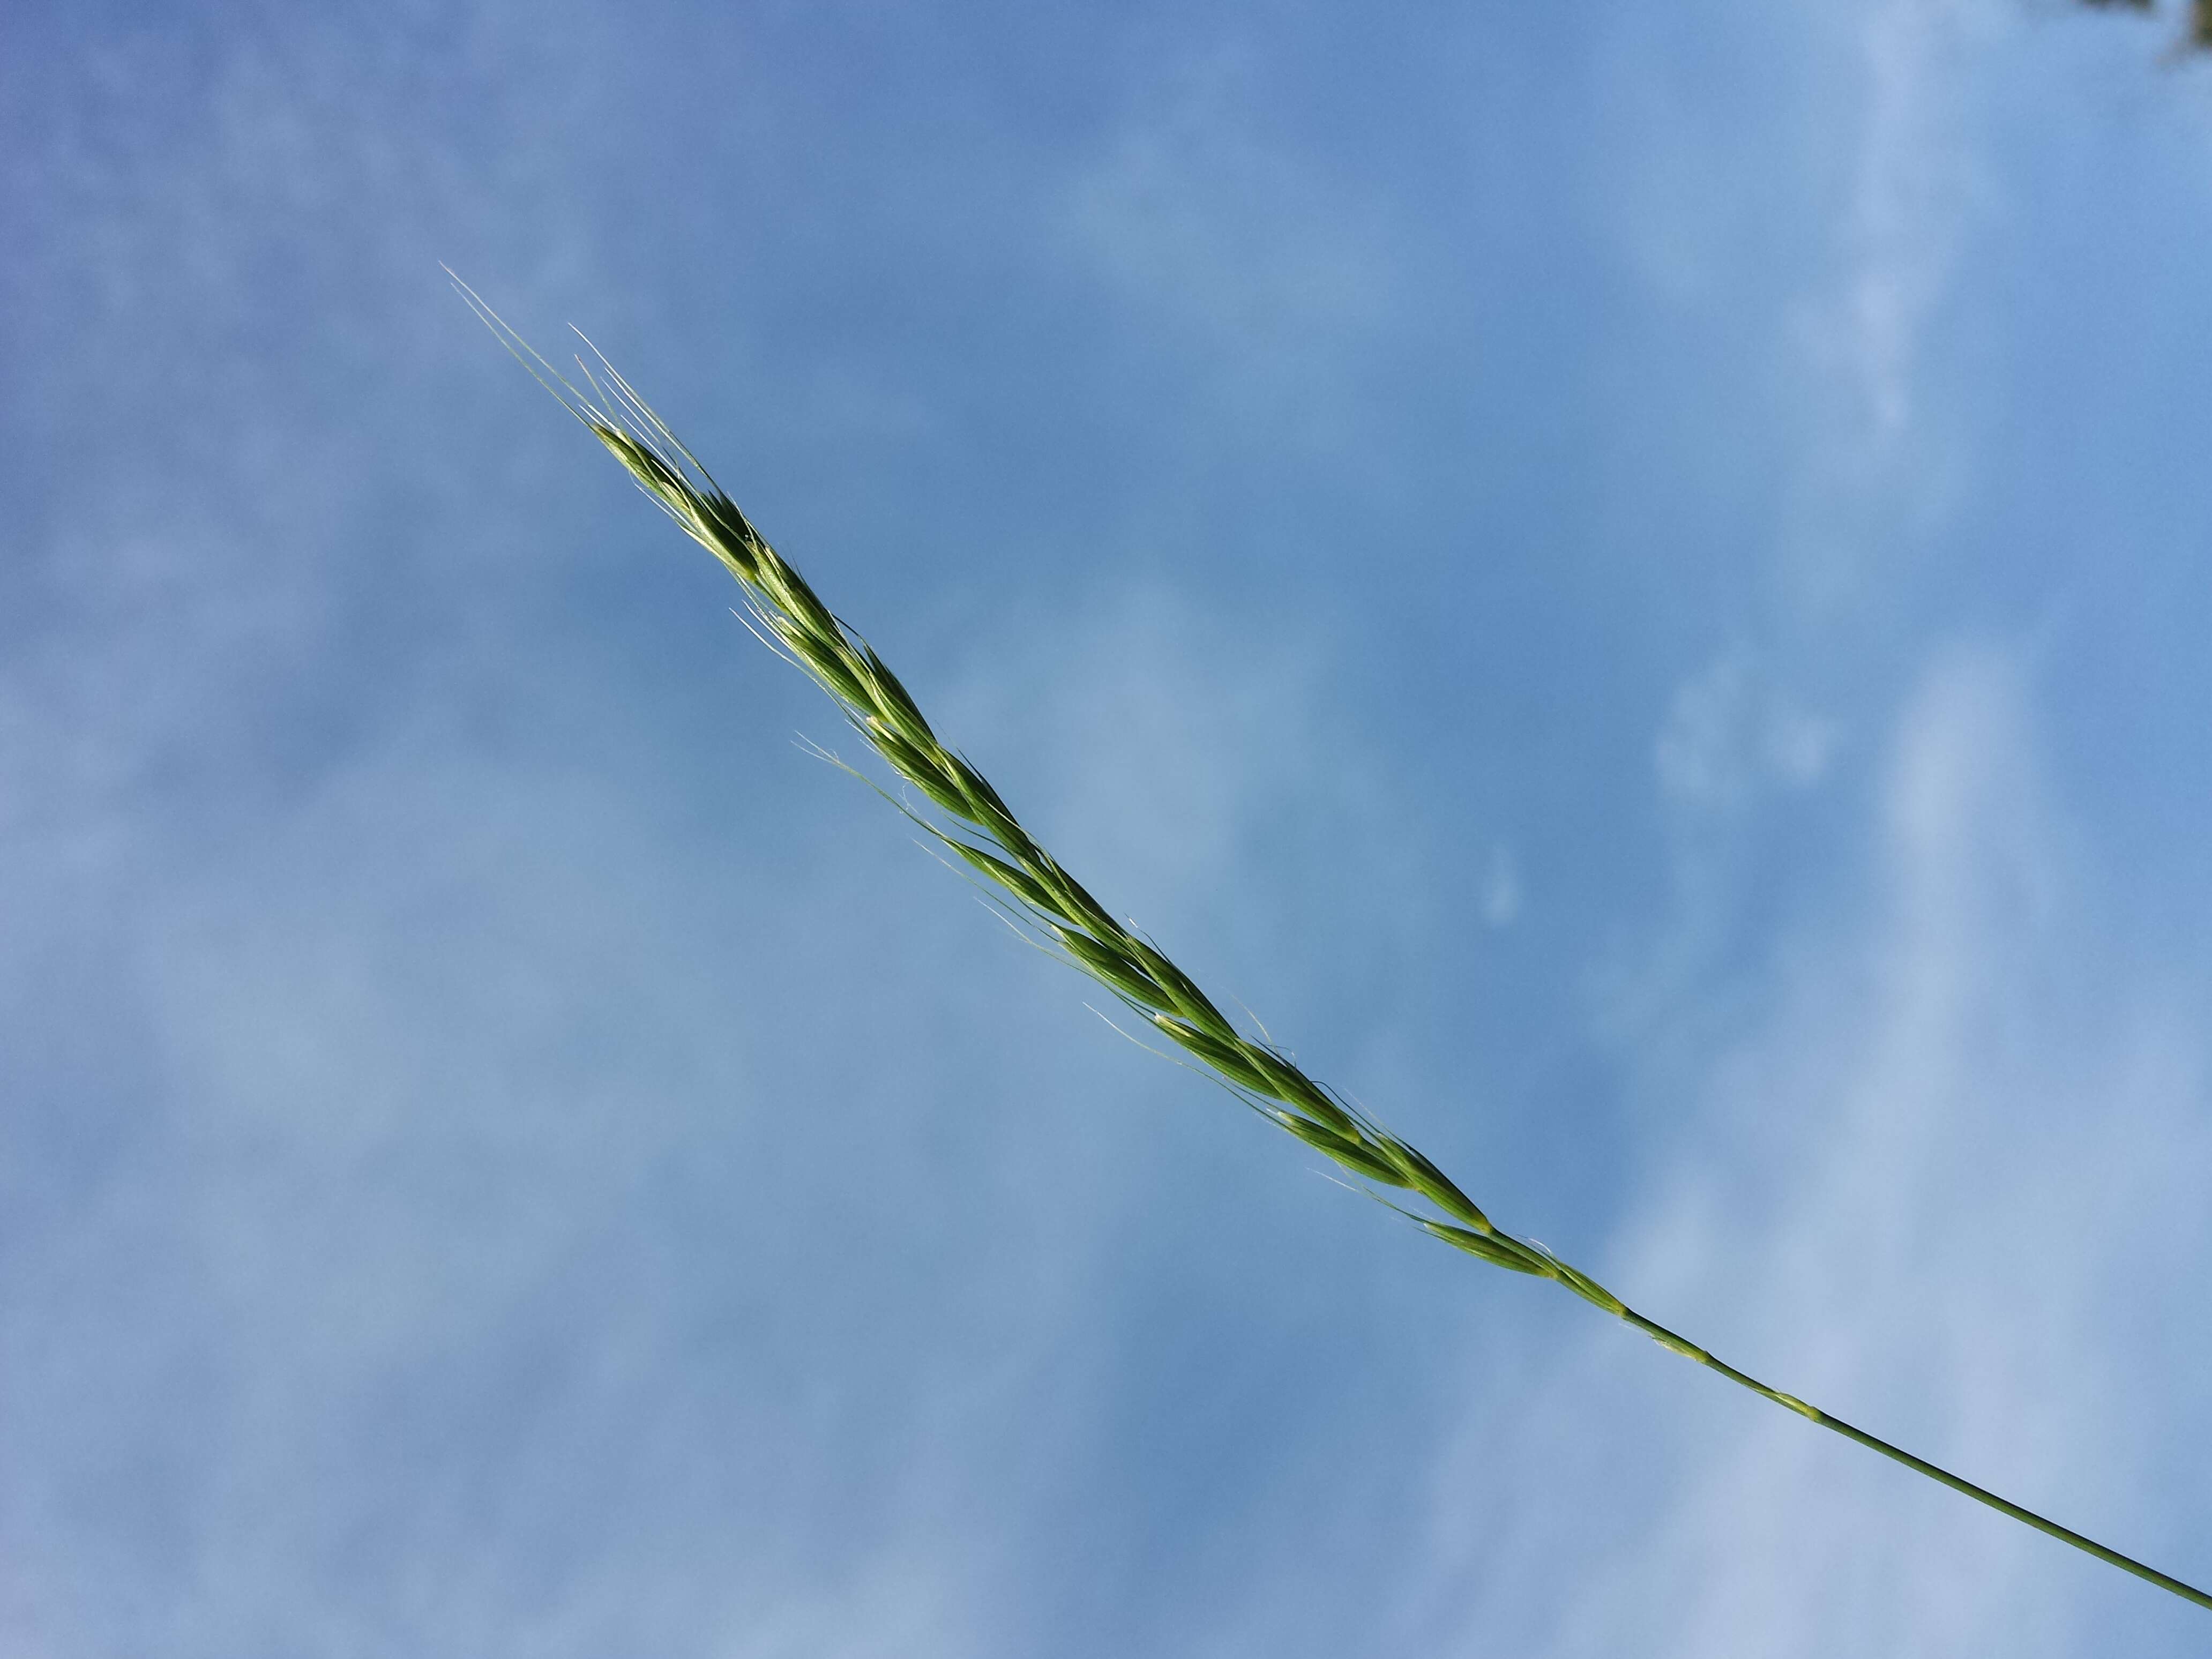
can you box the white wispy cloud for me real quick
[1408,644,2212,1654]
[1796,0,1999,448]
[1059,43,1405,454]
[0,534,1436,1655]
[1655,649,1840,813]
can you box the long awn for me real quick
[454,273,2209,1614]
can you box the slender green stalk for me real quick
[453,273,2210,1614]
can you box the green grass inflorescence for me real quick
[453,272,2209,1615]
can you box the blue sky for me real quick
[5,1,2211,1653]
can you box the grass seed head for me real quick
[459,279,2212,1613]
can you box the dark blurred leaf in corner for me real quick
[2073,0,2212,53]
